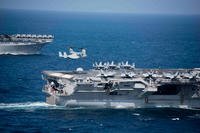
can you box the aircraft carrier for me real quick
[0,34,54,55]
[42,61,200,109]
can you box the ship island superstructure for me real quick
[42,61,200,109]
[0,34,54,55]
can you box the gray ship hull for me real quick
[45,88,200,109]
[0,42,48,55]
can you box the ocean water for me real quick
[0,9,200,132]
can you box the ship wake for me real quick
[0,102,85,111]
[0,102,199,111]
[0,52,40,55]
[0,102,56,110]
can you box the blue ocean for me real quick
[0,9,200,132]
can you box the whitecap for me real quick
[171,118,180,121]
[132,113,140,116]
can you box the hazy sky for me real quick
[1,0,200,14]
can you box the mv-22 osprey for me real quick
[58,47,87,59]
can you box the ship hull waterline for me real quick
[0,42,48,55]
[45,92,200,109]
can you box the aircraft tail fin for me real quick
[63,52,68,58]
[69,48,75,54]
[58,51,63,57]
[81,49,87,57]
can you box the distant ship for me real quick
[0,34,54,55]
[42,61,200,109]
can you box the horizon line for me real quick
[1,8,200,16]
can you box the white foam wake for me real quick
[0,52,40,55]
[0,102,55,110]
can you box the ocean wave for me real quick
[187,114,200,119]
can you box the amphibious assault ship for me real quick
[0,34,54,55]
[42,61,200,109]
